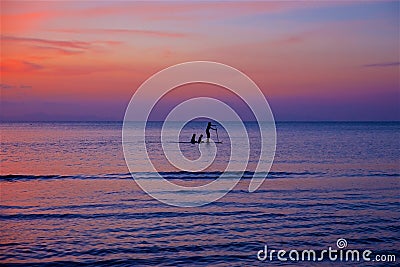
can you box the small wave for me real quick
[136,170,326,179]
[0,174,70,181]
[333,172,400,178]
[0,171,318,181]
[0,174,132,182]
[1,171,398,182]
[0,209,278,221]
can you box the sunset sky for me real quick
[1,1,399,121]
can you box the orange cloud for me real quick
[1,11,53,34]
[1,59,43,72]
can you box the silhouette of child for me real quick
[197,134,203,143]
[190,134,196,144]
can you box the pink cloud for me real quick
[2,35,92,49]
[362,62,400,68]
[72,1,354,22]
[31,45,85,56]
[1,35,122,54]
[49,28,188,38]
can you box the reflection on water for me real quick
[1,177,399,266]
[1,122,399,176]
[1,122,399,265]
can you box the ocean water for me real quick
[1,122,399,266]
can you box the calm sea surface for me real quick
[1,122,399,266]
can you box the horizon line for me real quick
[1,120,399,123]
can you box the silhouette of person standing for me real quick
[190,134,196,144]
[205,122,216,142]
